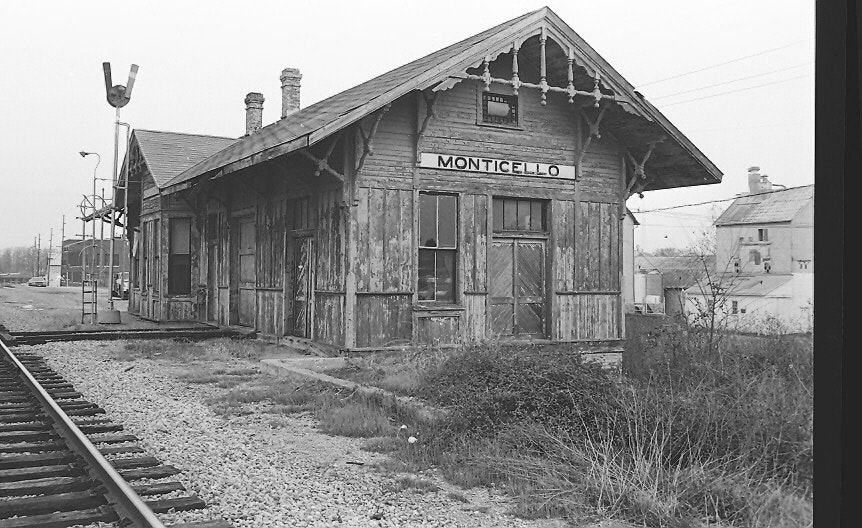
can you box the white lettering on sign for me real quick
[419,153,575,180]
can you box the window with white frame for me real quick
[418,193,457,303]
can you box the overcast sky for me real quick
[0,0,814,252]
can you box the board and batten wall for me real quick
[196,156,348,347]
[348,80,625,349]
[133,180,199,322]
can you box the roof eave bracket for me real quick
[624,137,665,199]
[575,102,610,179]
[299,131,346,182]
[355,104,392,175]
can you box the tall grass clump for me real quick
[398,334,812,527]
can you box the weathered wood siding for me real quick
[313,187,346,346]
[352,186,413,348]
[254,187,286,336]
[344,78,625,348]
[132,187,198,322]
[157,194,197,321]
[355,97,415,189]
[140,71,627,351]
[459,193,489,342]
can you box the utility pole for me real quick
[32,237,37,276]
[47,228,53,283]
[36,234,41,276]
[60,215,65,285]
[100,187,105,285]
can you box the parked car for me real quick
[27,276,48,287]
[112,271,130,299]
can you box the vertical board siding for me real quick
[312,187,346,346]
[552,200,576,292]
[356,294,412,348]
[574,294,620,340]
[463,294,487,342]
[255,291,283,336]
[315,188,344,292]
[256,196,286,290]
[460,194,489,292]
[554,295,577,340]
[353,187,413,293]
[314,292,345,346]
[460,194,488,342]
[416,315,460,345]
[576,200,620,292]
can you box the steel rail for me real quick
[0,338,167,528]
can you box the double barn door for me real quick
[489,238,546,338]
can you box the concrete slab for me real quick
[260,358,447,421]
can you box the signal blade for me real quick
[124,64,139,100]
[103,62,113,94]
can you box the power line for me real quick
[641,210,717,219]
[634,187,805,213]
[683,121,807,133]
[635,38,813,87]
[661,73,813,107]
[650,62,813,101]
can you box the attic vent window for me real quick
[482,92,518,126]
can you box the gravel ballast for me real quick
[30,341,561,528]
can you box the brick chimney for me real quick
[280,68,301,118]
[244,92,265,135]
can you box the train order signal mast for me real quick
[101,62,138,323]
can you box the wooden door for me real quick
[292,237,314,338]
[238,217,256,327]
[489,239,546,338]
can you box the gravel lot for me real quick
[31,341,567,528]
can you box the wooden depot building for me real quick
[120,7,722,354]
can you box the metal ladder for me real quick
[82,279,97,324]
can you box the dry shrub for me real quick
[395,336,811,527]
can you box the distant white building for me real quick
[686,168,813,333]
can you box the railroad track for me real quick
[3,327,246,347]
[0,338,232,528]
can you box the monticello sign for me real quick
[419,153,576,179]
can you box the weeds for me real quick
[372,337,812,527]
[318,402,394,437]
[144,326,810,527]
[447,491,469,503]
[385,475,440,494]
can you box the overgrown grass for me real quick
[369,334,813,527]
[324,347,452,396]
[115,337,273,362]
[151,327,811,527]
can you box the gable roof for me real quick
[162,6,722,195]
[132,129,238,188]
[685,274,793,298]
[714,185,814,226]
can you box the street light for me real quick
[79,151,100,281]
